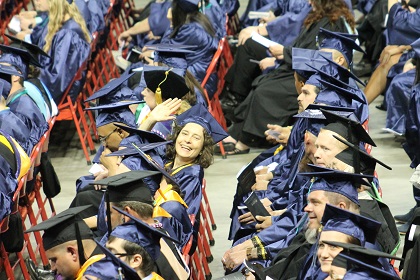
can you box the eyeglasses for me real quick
[99,128,118,144]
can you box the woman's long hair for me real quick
[170,0,215,38]
[304,0,355,30]
[44,0,91,52]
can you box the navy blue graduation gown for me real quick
[298,244,327,280]
[204,0,227,40]
[219,0,240,16]
[148,0,171,38]
[31,18,91,104]
[160,22,218,97]
[0,154,19,221]
[0,109,31,154]
[74,0,105,35]
[156,200,193,249]
[266,0,311,46]
[166,164,204,219]
[386,4,420,45]
[6,90,49,153]
[84,257,120,280]
[385,69,416,135]
[404,83,420,168]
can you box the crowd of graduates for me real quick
[0,0,420,279]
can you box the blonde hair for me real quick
[44,0,91,52]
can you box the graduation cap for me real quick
[113,205,181,245]
[25,206,93,265]
[320,54,366,86]
[95,107,137,128]
[320,108,375,146]
[114,123,167,143]
[92,170,160,235]
[85,100,143,111]
[92,171,159,204]
[4,34,49,63]
[93,240,141,280]
[0,79,7,98]
[143,68,190,104]
[149,43,195,71]
[317,28,366,66]
[333,135,392,175]
[323,241,402,280]
[300,167,376,205]
[292,48,332,80]
[293,104,354,136]
[85,73,136,102]
[321,204,381,246]
[176,103,228,143]
[0,39,46,79]
[107,141,172,157]
[176,0,200,12]
[318,79,366,105]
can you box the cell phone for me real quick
[267,130,281,140]
[249,59,260,64]
[127,46,142,63]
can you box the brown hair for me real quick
[166,122,214,168]
[304,0,355,30]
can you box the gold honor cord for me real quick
[155,68,173,104]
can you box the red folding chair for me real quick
[55,60,97,165]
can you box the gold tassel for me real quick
[155,68,172,104]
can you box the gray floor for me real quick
[48,99,414,279]
[46,2,414,280]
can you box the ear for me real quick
[130,254,143,269]
[67,246,78,261]
[337,201,347,209]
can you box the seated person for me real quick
[17,0,91,104]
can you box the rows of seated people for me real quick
[214,0,419,279]
[2,0,420,278]
[0,0,236,278]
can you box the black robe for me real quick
[230,17,349,147]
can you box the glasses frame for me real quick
[99,128,118,144]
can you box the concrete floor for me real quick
[45,1,414,279]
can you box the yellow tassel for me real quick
[155,68,172,104]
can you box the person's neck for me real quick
[10,84,23,95]
[173,156,194,169]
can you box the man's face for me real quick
[97,123,122,152]
[314,130,347,169]
[297,84,318,113]
[317,231,347,273]
[46,244,80,280]
[109,203,124,229]
[304,190,329,229]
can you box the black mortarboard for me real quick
[318,28,366,66]
[176,103,228,143]
[292,48,332,80]
[323,241,402,280]
[92,171,159,204]
[4,34,49,65]
[25,205,93,265]
[143,68,190,104]
[114,123,167,143]
[332,136,392,174]
[85,73,136,102]
[320,108,375,146]
[321,204,381,245]
[93,170,159,235]
[94,240,141,280]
